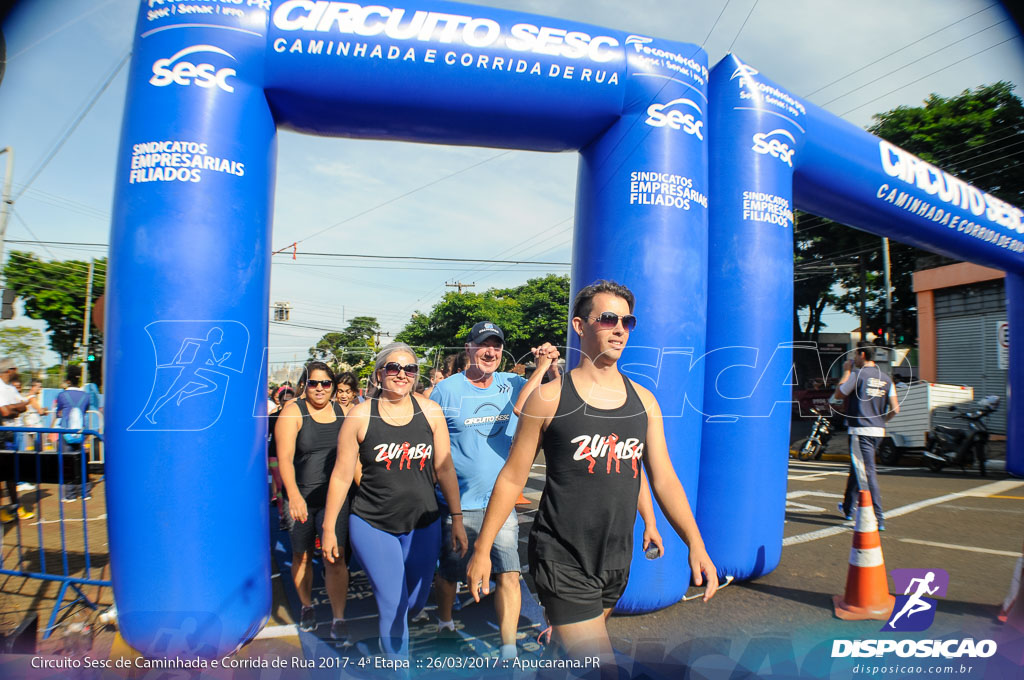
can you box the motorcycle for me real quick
[923,395,1000,476]
[793,407,838,461]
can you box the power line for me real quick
[10,211,57,259]
[14,52,130,202]
[803,3,1001,97]
[285,251,569,266]
[277,150,513,250]
[839,34,1021,117]
[820,17,1011,108]
[727,0,759,53]
[701,0,733,48]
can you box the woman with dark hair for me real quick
[322,343,467,658]
[275,361,351,640]
[268,385,297,529]
[334,371,360,415]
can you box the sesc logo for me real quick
[150,44,237,93]
[752,129,797,167]
[645,98,704,140]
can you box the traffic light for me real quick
[87,353,96,362]
[1,289,14,320]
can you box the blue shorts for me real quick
[439,508,520,582]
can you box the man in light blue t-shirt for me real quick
[430,320,558,659]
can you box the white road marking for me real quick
[783,479,1024,546]
[787,491,844,500]
[898,538,1021,558]
[788,472,847,481]
[786,491,844,513]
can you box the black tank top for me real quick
[293,399,344,505]
[530,372,648,575]
[352,397,439,534]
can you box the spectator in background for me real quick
[20,378,48,461]
[268,385,297,528]
[444,352,467,377]
[0,359,31,522]
[51,366,93,503]
[334,372,360,415]
[422,368,443,399]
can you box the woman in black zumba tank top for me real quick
[274,362,352,640]
[321,343,468,659]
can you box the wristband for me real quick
[450,512,463,516]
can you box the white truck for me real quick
[879,381,974,465]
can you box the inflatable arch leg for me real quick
[696,55,801,580]
[106,14,275,657]
[1007,273,1024,477]
[571,49,710,612]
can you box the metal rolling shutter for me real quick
[934,282,1007,434]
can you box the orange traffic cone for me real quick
[833,489,895,620]
[515,493,530,505]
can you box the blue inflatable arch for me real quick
[107,0,1024,657]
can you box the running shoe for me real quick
[17,506,34,520]
[330,619,351,645]
[837,503,853,521]
[16,482,36,492]
[409,608,429,623]
[0,507,15,523]
[299,606,316,632]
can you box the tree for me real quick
[793,82,1024,347]
[308,315,381,379]
[0,326,47,375]
[2,252,105,363]
[396,274,570,364]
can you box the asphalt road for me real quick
[599,458,1024,677]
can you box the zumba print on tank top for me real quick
[530,372,648,575]
[352,397,439,533]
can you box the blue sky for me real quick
[1,0,1022,370]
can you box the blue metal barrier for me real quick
[0,426,108,638]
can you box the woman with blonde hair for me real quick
[322,343,467,658]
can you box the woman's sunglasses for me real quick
[586,312,638,331]
[383,362,419,377]
[306,379,333,389]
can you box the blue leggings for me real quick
[349,513,440,656]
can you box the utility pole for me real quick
[81,260,94,386]
[0,147,13,290]
[859,254,867,345]
[446,281,475,293]
[881,237,893,357]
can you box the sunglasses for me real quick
[587,312,637,331]
[306,380,333,389]
[383,362,419,377]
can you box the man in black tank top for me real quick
[468,280,718,676]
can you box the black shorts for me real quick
[530,556,630,626]
[287,489,352,563]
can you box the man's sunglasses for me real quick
[587,312,637,331]
[306,380,333,389]
[383,362,419,377]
